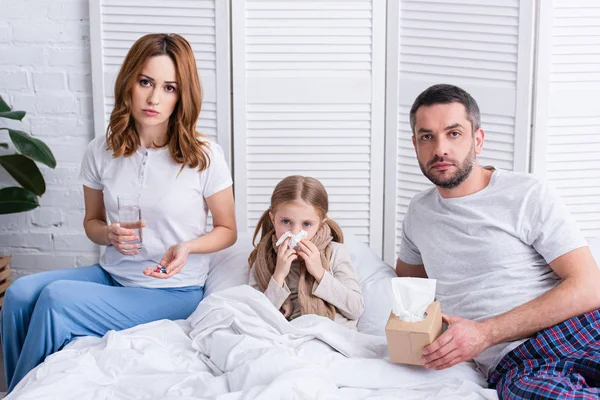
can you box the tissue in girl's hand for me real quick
[391,277,436,322]
[275,230,308,249]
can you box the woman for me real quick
[1,33,237,393]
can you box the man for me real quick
[396,84,600,399]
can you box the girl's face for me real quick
[130,55,179,134]
[270,200,323,241]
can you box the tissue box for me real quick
[385,301,443,365]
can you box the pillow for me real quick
[343,234,396,335]
[204,232,395,335]
[204,231,254,297]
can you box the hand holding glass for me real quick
[117,194,143,251]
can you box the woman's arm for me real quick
[145,186,237,277]
[183,186,237,254]
[83,185,110,245]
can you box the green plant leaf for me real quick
[0,187,39,215]
[0,96,24,119]
[0,154,45,195]
[0,96,10,112]
[0,143,7,149]
[0,110,26,121]
[8,129,57,168]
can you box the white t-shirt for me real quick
[79,136,233,288]
[397,168,587,377]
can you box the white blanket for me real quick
[8,286,498,399]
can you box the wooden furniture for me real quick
[0,256,12,308]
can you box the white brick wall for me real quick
[0,0,99,277]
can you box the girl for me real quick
[1,33,237,392]
[249,176,364,328]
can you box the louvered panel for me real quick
[544,1,600,239]
[246,0,373,74]
[395,105,432,256]
[399,0,519,86]
[233,0,385,252]
[91,0,231,233]
[91,0,230,155]
[101,1,216,72]
[246,103,373,244]
[384,0,535,263]
[98,0,218,140]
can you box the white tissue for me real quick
[391,277,437,322]
[275,230,308,249]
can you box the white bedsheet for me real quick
[8,286,498,399]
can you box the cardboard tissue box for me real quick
[385,277,443,366]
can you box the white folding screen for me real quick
[231,0,386,252]
[89,0,231,163]
[88,0,598,259]
[532,0,600,242]
[383,0,536,264]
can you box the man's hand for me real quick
[422,314,492,370]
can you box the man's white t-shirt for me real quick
[79,136,233,288]
[398,168,588,377]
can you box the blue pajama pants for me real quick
[0,264,204,393]
[489,309,600,399]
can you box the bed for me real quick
[6,233,499,399]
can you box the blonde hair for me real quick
[106,33,211,170]
[248,176,344,267]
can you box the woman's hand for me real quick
[297,240,325,283]
[273,237,297,286]
[107,222,145,255]
[144,243,190,279]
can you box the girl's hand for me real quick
[273,237,297,285]
[107,222,145,255]
[144,243,190,279]
[297,240,325,283]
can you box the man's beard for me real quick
[418,147,476,189]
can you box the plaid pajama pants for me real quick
[488,309,600,399]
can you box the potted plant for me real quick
[0,95,57,305]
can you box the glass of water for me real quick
[117,193,143,250]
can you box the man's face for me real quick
[412,102,484,189]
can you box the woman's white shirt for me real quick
[79,136,232,288]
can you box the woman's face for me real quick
[130,55,179,133]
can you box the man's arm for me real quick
[422,246,600,370]
[484,246,600,343]
[396,259,428,278]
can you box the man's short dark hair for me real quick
[409,84,481,135]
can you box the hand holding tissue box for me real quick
[385,277,443,365]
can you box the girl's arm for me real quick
[312,244,365,320]
[249,266,290,310]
